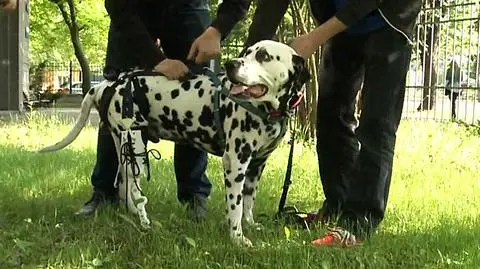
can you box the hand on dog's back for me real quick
[155,59,189,80]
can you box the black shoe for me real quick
[74,190,118,216]
[185,195,208,221]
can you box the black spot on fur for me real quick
[238,143,252,164]
[229,194,234,200]
[234,138,241,153]
[194,80,202,89]
[234,173,244,183]
[225,143,230,152]
[185,111,193,118]
[226,170,232,175]
[226,103,233,118]
[88,88,95,95]
[183,118,193,127]
[225,179,232,188]
[171,89,179,99]
[236,194,241,205]
[163,106,170,116]
[231,119,239,131]
[119,88,125,96]
[230,204,236,210]
[232,226,237,231]
[253,140,257,147]
[114,101,121,113]
[198,88,204,98]
[276,55,280,61]
[266,125,273,132]
[198,106,214,126]
[181,81,191,91]
[171,109,178,120]
[155,93,162,100]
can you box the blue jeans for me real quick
[92,0,212,203]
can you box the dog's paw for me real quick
[250,222,264,231]
[244,219,263,231]
[232,234,253,248]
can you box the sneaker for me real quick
[185,195,208,221]
[311,227,363,247]
[74,190,118,216]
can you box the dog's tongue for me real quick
[230,84,248,95]
[230,84,264,96]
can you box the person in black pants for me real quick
[244,0,421,246]
[76,0,251,219]
[444,58,462,119]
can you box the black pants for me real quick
[445,89,459,119]
[316,26,412,238]
[92,0,212,203]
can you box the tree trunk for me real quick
[56,0,91,95]
[417,0,441,111]
[289,0,318,140]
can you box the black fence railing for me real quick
[404,0,480,124]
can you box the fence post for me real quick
[69,60,73,94]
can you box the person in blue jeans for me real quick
[76,0,251,220]
[244,0,421,246]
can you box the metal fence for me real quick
[405,0,480,124]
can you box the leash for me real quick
[272,110,312,230]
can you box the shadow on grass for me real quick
[0,144,478,268]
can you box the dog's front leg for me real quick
[222,152,252,247]
[243,157,267,229]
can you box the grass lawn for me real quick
[0,112,479,269]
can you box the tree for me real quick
[29,0,108,64]
[50,0,91,95]
[416,0,442,112]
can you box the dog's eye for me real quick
[255,48,271,63]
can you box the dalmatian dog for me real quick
[38,40,310,247]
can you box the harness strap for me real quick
[204,68,227,146]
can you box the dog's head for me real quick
[224,40,311,111]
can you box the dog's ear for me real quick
[292,55,311,86]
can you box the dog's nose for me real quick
[224,60,241,70]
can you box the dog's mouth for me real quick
[229,83,268,98]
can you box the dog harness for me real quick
[205,68,304,147]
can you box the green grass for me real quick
[0,112,479,269]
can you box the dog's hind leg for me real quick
[116,130,151,229]
[242,157,267,229]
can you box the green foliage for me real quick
[29,0,108,65]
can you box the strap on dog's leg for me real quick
[120,129,151,229]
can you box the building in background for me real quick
[0,0,30,112]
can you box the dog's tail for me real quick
[38,86,98,153]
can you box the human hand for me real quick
[290,17,347,59]
[154,59,189,80]
[187,26,222,64]
[0,0,17,13]
[289,33,320,60]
